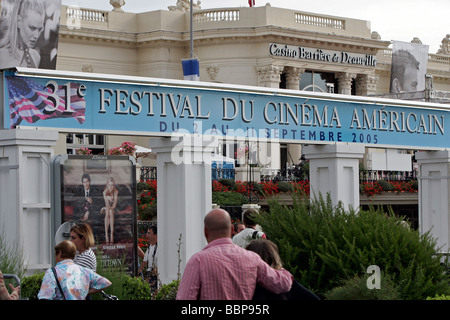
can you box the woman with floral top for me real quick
[38,240,111,300]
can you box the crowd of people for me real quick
[176,208,319,300]
[1,208,318,301]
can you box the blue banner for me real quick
[3,70,449,149]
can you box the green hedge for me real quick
[254,194,450,300]
[212,191,247,206]
[20,271,180,300]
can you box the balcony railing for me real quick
[194,9,240,23]
[66,6,108,23]
[360,170,417,182]
[140,166,417,184]
[139,166,157,181]
[295,12,345,30]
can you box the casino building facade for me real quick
[54,1,450,174]
[3,1,450,275]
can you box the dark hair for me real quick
[81,173,91,182]
[148,226,157,235]
[233,222,243,232]
[243,208,258,226]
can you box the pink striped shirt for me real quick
[176,238,293,300]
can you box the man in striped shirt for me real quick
[176,209,293,300]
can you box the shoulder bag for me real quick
[51,267,66,300]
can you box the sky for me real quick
[61,0,450,53]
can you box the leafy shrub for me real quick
[212,191,247,206]
[427,294,450,300]
[0,226,26,279]
[254,193,450,299]
[154,279,180,300]
[261,181,279,195]
[378,180,394,192]
[212,180,229,192]
[21,272,45,300]
[360,182,384,196]
[218,179,236,191]
[409,180,418,191]
[137,181,149,193]
[138,201,157,220]
[236,181,262,195]
[324,272,400,300]
[277,181,294,193]
[122,275,152,300]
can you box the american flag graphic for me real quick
[6,76,86,128]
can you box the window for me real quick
[300,71,337,93]
[66,133,105,155]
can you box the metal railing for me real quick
[212,167,235,180]
[359,170,417,182]
[141,166,418,184]
[139,167,157,181]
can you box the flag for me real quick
[6,76,86,128]
[181,59,200,81]
[248,0,255,7]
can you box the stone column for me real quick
[150,135,218,284]
[303,143,365,210]
[0,129,58,275]
[356,74,378,96]
[336,72,357,95]
[285,67,304,90]
[415,150,450,253]
[256,65,283,88]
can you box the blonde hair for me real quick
[245,239,283,270]
[70,223,95,248]
[7,0,45,56]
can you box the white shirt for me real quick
[232,227,266,248]
[143,243,158,272]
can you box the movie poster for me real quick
[0,0,61,69]
[59,155,137,274]
[389,40,429,94]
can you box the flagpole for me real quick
[190,0,194,59]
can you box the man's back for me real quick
[176,238,292,300]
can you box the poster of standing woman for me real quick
[58,155,138,275]
[0,0,61,69]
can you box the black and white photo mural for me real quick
[390,40,429,94]
[0,0,61,69]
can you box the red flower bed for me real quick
[360,181,384,197]
[360,180,417,197]
[261,181,279,195]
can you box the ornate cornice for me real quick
[59,22,388,54]
[59,25,137,47]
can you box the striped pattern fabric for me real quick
[73,248,97,272]
[176,238,293,300]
